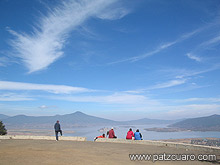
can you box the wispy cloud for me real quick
[96,6,130,20]
[0,81,94,94]
[0,93,34,101]
[149,79,187,90]
[46,92,159,105]
[123,89,145,94]
[165,104,220,119]
[186,33,220,62]
[39,105,48,109]
[199,34,220,47]
[122,79,188,94]
[0,51,19,67]
[0,57,8,67]
[186,53,201,62]
[109,28,204,65]
[174,97,220,103]
[8,0,128,73]
[38,105,57,109]
[0,80,159,105]
[175,64,220,79]
[118,79,188,97]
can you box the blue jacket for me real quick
[134,132,142,140]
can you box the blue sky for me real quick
[0,0,220,120]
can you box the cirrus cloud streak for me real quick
[8,0,128,73]
[0,81,94,94]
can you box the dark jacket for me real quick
[54,123,61,131]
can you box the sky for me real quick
[0,0,220,120]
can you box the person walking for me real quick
[54,120,62,141]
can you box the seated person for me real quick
[108,127,117,138]
[126,128,134,140]
[134,129,143,140]
[94,134,105,141]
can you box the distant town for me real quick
[160,138,220,147]
[191,138,220,147]
[145,127,190,132]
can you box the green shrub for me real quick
[0,121,7,135]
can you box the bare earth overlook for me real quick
[0,139,219,165]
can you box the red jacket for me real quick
[108,129,116,138]
[126,130,134,139]
[97,135,105,138]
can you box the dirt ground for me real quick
[0,139,219,165]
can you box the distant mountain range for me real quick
[0,114,9,120]
[169,114,220,131]
[0,111,177,129]
[126,118,178,125]
[1,112,220,131]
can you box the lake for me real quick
[63,124,220,141]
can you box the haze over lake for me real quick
[63,124,220,141]
[2,112,220,141]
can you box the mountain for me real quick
[3,112,219,131]
[169,114,220,131]
[126,118,179,125]
[2,111,120,129]
[0,114,9,120]
[1,111,181,129]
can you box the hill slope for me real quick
[125,118,177,125]
[2,111,179,129]
[0,114,9,120]
[169,114,220,131]
[2,111,119,128]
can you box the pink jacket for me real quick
[126,130,134,139]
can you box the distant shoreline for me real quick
[145,127,190,132]
[145,127,220,132]
[7,129,75,136]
